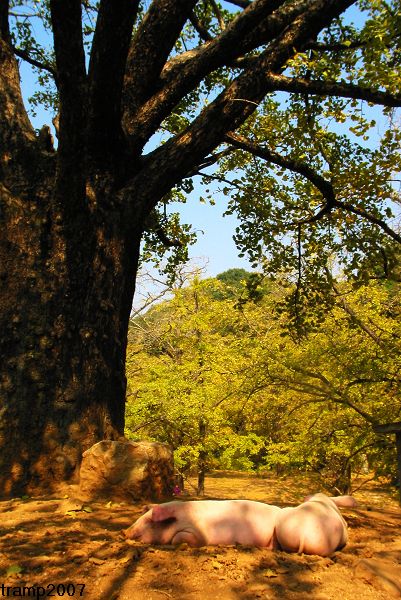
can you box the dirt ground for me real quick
[0,472,400,600]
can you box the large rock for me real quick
[79,440,174,501]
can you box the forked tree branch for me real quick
[87,0,139,160]
[225,132,401,242]
[123,0,301,152]
[123,0,198,130]
[123,0,355,217]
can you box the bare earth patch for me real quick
[0,473,400,600]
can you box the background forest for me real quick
[125,267,401,498]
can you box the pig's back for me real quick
[191,500,280,547]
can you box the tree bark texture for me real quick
[1,0,380,494]
[0,35,141,494]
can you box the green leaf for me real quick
[6,565,23,577]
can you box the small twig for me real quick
[210,0,226,30]
[13,46,57,80]
[189,10,213,41]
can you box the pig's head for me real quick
[125,508,178,544]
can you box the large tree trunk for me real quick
[0,34,145,495]
[0,161,143,495]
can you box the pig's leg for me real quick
[171,530,202,546]
[275,501,347,556]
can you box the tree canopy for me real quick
[126,270,401,496]
[8,0,401,288]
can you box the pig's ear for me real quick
[151,503,177,522]
[330,495,358,508]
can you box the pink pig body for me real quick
[125,493,355,556]
[126,499,281,547]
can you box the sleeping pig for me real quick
[125,493,356,556]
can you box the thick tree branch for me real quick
[50,0,88,220]
[123,0,199,132]
[50,0,87,164]
[0,0,10,42]
[266,73,401,107]
[123,0,355,219]
[123,0,299,151]
[374,421,401,434]
[224,0,251,7]
[159,0,310,84]
[0,7,36,172]
[224,131,336,212]
[87,0,139,164]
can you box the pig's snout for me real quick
[124,523,142,540]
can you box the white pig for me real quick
[125,493,356,556]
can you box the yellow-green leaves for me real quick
[126,271,401,493]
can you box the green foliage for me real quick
[126,274,271,484]
[220,94,401,331]
[182,1,401,333]
[126,271,401,494]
